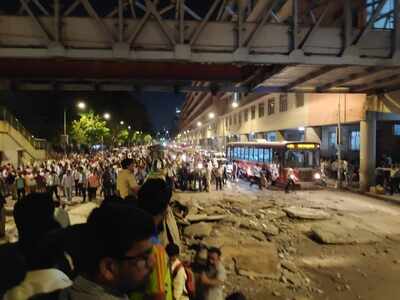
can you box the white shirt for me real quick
[3,269,72,300]
[171,259,189,300]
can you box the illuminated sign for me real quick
[286,143,318,150]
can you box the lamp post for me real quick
[63,101,86,145]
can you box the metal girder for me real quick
[144,0,176,46]
[393,0,400,56]
[353,0,388,47]
[243,0,281,47]
[298,2,332,50]
[79,0,116,44]
[316,67,386,92]
[242,65,286,90]
[284,66,339,91]
[19,0,52,44]
[190,0,222,46]
[351,73,400,92]
[0,80,249,93]
[0,13,399,66]
[63,0,80,17]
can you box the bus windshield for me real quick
[284,150,319,168]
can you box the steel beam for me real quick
[316,67,386,92]
[393,0,400,56]
[19,0,52,44]
[343,0,353,50]
[79,0,116,44]
[54,0,61,43]
[144,0,176,46]
[190,0,222,46]
[243,0,280,47]
[63,0,80,16]
[285,66,339,91]
[298,2,331,50]
[351,73,400,92]
[353,0,388,47]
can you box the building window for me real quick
[268,98,275,115]
[328,131,337,149]
[367,0,394,29]
[238,112,242,124]
[266,132,277,141]
[296,93,304,107]
[258,103,265,118]
[350,131,360,151]
[279,94,288,112]
[244,109,249,122]
[394,124,400,136]
[229,116,232,126]
[251,105,256,120]
[233,114,237,125]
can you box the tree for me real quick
[116,129,130,145]
[143,134,153,145]
[71,112,110,146]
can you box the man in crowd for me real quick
[117,158,139,198]
[165,243,189,300]
[61,170,74,203]
[200,247,226,300]
[131,178,174,300]
[58,202,156,299]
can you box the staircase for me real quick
[0,107,47,167]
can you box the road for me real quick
[3,182,400,300]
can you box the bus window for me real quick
[254,148,259,162]
[285,150,317,168]
[227,147,231,159]
[248,147,253,161]
[233,147,238,159]
[240,147,244,159]
[259,148,264,162]
[244,147,249,160]
[264,148,271,163]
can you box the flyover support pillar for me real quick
[359,111,377,192]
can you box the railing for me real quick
[0,106,47,150]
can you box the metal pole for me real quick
[337,95,342,189]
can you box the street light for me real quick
[103,113,111,120]
[208,112,215,119]
[128,125,131,130]
[77,101,86,110]
[120,121,124,125]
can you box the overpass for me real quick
[0,107,47,166]
[0,0,399,94]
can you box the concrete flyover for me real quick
[0,0,400,93]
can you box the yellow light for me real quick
[287,143,316,150]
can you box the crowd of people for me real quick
[0,146,248,300]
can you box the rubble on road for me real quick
[311,221,381,244]
[284,207,332,220]
[233,242,281,279]
[184,222,213,238]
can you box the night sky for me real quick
[0,90,185,141]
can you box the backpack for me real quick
[172,262,196,299]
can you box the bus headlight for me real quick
[314,173,321,180]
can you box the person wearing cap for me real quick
[117,158,139,199]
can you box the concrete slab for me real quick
[284,207,332,220]
[184,222,213,238]
[311,221,381,244]
[233,242,281,279]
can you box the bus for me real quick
[226,140,321,188]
